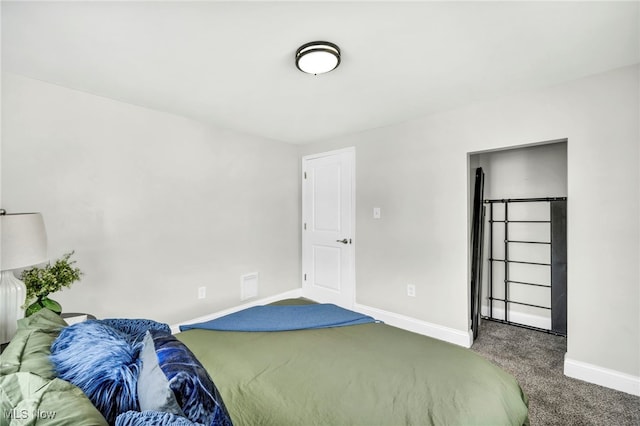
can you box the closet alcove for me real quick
[470,140,568,337]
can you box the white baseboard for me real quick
[564,356,640,396]
[170,288,303,334]
[482,306,551,330]
[355,303,473,348]
[173,292,638,397]
[172,290,472,348]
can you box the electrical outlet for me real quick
[198,286,206,299]
[407,284,416,297]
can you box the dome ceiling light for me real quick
[295,41,341,75]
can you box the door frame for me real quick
[301,147,356,308]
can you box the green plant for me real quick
[21,251,83,303]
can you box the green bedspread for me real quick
[177,302,528,426]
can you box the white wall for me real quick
[478,142,567,200]
[299,65,639,382]
[1,73,300,325]
[2,65,638,392]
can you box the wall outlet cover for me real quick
[407,284,416,297]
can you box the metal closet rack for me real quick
[484,196,567,336]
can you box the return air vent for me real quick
[241,272,259,301]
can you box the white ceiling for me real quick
[2,1,638,144]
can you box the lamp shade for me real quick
[1,213,48,271]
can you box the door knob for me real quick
[336,238,349,244]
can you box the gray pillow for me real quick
[137,331,185,416]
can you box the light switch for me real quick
[373,207,381,219]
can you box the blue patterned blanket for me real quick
[179,304,376,332]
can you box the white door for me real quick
[302,148,355,308]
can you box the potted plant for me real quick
[21,251,83,316]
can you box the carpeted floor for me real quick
[470,320,640,425]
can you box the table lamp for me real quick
[0,210,48,344]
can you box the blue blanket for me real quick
[179,304,376,332]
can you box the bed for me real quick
[1,301,527,425]
[176,299,529,426]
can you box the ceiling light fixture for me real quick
[295,41,341,75]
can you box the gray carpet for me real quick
[470,320,640,425]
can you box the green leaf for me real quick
[20,251,83,304]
